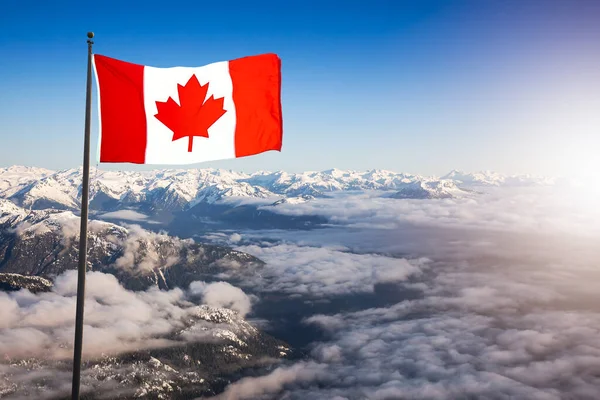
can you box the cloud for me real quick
[0,268,259,398]
[5,213,187,275]
[230,243,426,298]
[262,187,600,238]
[0,271,253,361]
[189,281,252,317]
[243,268,600,399]
[5,185,600,399]
[200,232,244,246]
[100,209,151,221]
[0,271,176,360]
[206,186,600,399]
[113,224,181,273]
[7,221,49,236]
[0,364,108,400]
[207,362,329,400]
[294,289,600,398]
[371,258,422,284]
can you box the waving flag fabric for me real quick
[93,53,282,164]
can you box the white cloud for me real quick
[231,243,426,298]
[207,186,600,399]
[100,209,151,221]
[189,281,252,317]
[263,187,600,238]
[0,271,252,361]
[229,233,242,243]
[5,185,600,398]
[113,224,181,273]
[208,362,329,400]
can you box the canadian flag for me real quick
[92,53,282,164]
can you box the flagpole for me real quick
[71,31,94,400]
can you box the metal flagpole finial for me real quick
[87,32,94,39]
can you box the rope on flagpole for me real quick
[71,31,94,400]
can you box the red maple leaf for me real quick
[154,75,226,152]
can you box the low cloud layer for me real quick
[212,242,600,398]
[100,209,152,222]
[0,271,252,361]
[209,186,600,399]
[4,185,600,399]
[209,362,330,400]
[189,281,253,317]
[112,224,183,273]
[231,243,427,298]
[7,212,187,276]
[265,186,600,237]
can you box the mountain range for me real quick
[0,166,556,216]
[0,198,293,399]
[1,303,291,399]
[0,166,565,399]
[0,198,264,290]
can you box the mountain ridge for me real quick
[0,166,556,215]
[0,199,264,291]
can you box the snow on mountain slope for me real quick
[270,195,315,206]
[0,201,264,289]
[442,169,554,187]
[0,166,54,198]
[245,170,345,197]
[357,169,421,189]
[10,175,81,210]
[502,174,556,186]
[391,179,469,199]
[0,166,558,213]
[441,170,503,186]
[0,198,27,224]
[244,169,426,197]
[0,302,289,399]
[7,167,275,212]
[0,272,53,292]
[191,182,274,207]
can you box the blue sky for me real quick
[0,0,599,177]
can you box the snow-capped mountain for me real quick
[243,168,423,197]
[0,199,263,290]
[391,179,469,199]
[269,194,315,206]
[191,181,274,206]
[0,272,52,292]
[4,167,277,212]
[0,304,290,399]
[0,198,26,222]
[10,174,81,210]
[442,169,555,187]
[0,165,54,198]
[0,166,558,216]
[0,200,294,399]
